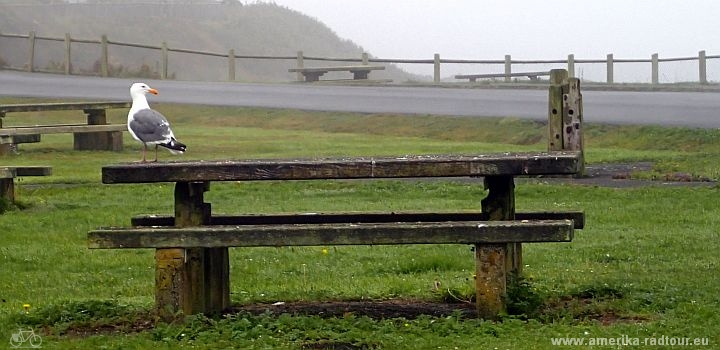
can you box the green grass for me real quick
[1,100,720,349]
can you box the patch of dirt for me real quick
[234,299,647,326]
[54,297,648,339]
[56,318,155,338]
[524,162,716,188]
[232,300,477,320]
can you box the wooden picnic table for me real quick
[0,101,129,155]
[288,65,385,82]
[88,151,584,320]
[0,166,52,209]
[455,71,551,82]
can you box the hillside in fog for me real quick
[0,1,419,82]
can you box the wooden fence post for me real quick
[161,42,168,80]
[228,49,235,81]
[548,69,567,152]
[433,53,440,83]
[64,33,72,75]
[295,50,304,82]
[699,50,707,85]
[504,54,511,82]
[27,31,36,72]
[606,53,614,84]
[548,69,584,175]
[651,53,659,84]
[100,34,109,77]
[567,54,575,77]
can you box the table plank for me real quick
[0,101,130,113]
[288,65,385,73]
[101,152,582,183]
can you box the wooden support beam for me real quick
[155,182,204,320]
[548,70,584,176]
[474,243,506,319]
[154,182,229,320]
[548,69,568,152]
[562,77,584,166]
[478,176,514,319]
[74,109,123,151]
[0,178,14,207]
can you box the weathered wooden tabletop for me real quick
[101,151,582,184]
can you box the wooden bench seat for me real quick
[89,219,575,249]
[0,166,52,209]
[0,124,127,144]
[128,211,585,228]
[288,65,385,82]
[455,71,551,82]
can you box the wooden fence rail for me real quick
[1,31,718,84]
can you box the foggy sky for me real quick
[266,0,720,81]
[267,0,718,59]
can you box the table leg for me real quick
[0,178,14,206]
[155,182,230,320]
[75,108,123,151]
[475,175,516,319]
[304,72,325,82]
[352,70,370,79]
[0,113,12,156]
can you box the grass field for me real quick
[1,99,719,349]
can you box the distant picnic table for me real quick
[0,101,129,155]
[289,65,386,82]
[455,71,551,82]
[0,166,52,210]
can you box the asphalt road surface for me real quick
[1,71,719,128]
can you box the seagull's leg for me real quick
[154,145,159,162]
[141,143,148,163]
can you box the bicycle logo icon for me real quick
[9,328,42,348]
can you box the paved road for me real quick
[1,71,719,128]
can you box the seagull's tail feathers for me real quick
[159,137,187,155]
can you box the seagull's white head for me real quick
[129,82,158,100]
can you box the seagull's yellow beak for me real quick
[148,88,159,95]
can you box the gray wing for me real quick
[129,108,173,143]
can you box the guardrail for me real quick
[1,31,717,84]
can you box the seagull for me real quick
[127,83,186,162]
